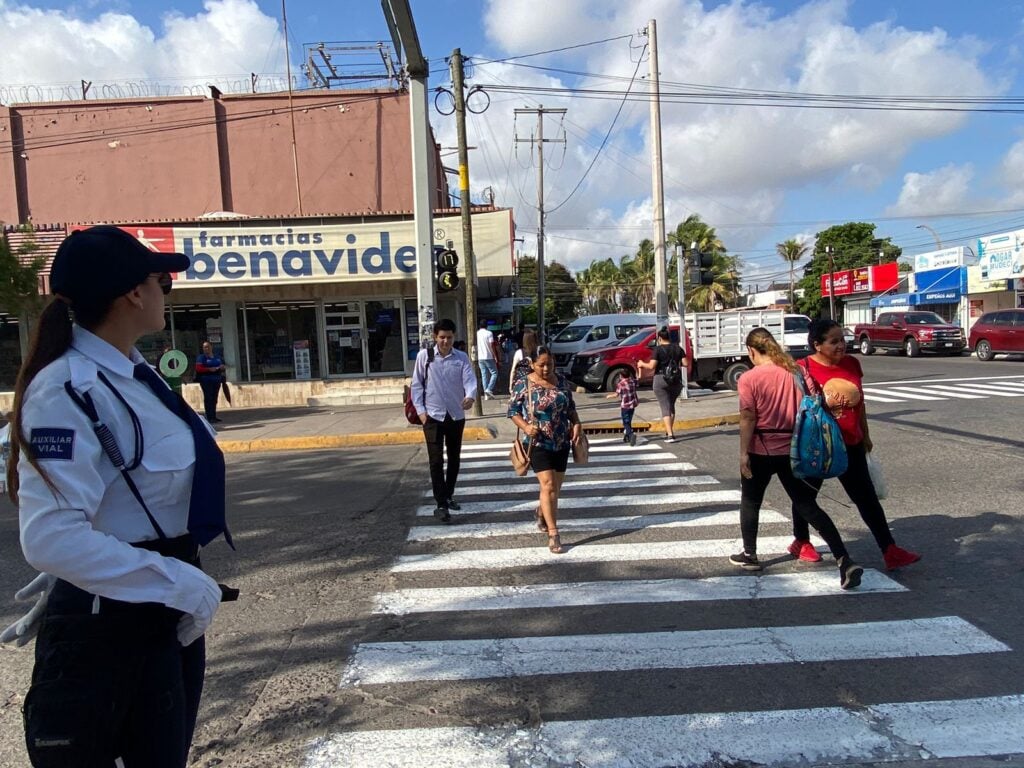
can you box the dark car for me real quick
[969,309,1024,360]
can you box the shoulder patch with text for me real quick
[30,428,75,461]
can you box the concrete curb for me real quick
[218,425,496,453]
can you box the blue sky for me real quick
[4,0,1024,287]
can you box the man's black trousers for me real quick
[422,415,466,507]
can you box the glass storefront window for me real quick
[364,299,404,374]
[238,301,319,381]
[137,304,223,377]
[0,314,23,390]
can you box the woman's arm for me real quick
[739,408,756,478]
[859,404,872,452]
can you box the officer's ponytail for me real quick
[6,296,109,502]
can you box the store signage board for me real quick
[914,247,969,273]
[95,211,515,288]
[966,265,1008,294]
[977,230,1024,282]
[821,262,899,296]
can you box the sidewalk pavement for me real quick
[213,387,740,453]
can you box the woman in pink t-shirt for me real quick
[732,327,863,589]
[797,319,920,571]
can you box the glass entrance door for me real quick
[364,299,405,374]
[324,302,365,376]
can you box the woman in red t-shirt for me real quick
[733,328,863,589]
[797,319,920,571]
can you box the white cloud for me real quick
[886,164,974,217]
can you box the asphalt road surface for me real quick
[1,350,1023,767]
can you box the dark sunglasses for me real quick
[152,273,173,295]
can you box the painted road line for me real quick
[458,461,699,480]
[340,616,1006,685]
[925,383,1023,397]
[449,444,664,459]
[421,474,718,499]
[374,569,904,614]
[862,393,906,403]
[971,380,1024,391]
[870,373,1024,385]
[414,489,742,517]
[393,534,806,572]
[871,387,944,400]
[406,508,785,542]
[303,695,1024,767]
[913,386,986,399]
[460,451,677,468]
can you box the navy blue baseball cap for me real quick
[50,225,190,304]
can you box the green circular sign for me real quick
[159,349,188,378]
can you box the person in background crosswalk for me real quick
[732,327,864,590]
[802,319,921,571]
[605,365,639,446]
[507,346,583,554]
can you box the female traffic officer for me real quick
[5,226,231,767]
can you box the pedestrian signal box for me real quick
[688,249,715,286]
[434,246,460,292]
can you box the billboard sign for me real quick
[977,230,1024,282]
[870,262,900,292]
[913,246,970,273]
[966,265,1008,294]
[852,267,870,293]
[822,262,900,296]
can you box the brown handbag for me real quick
[572,431,590,465]
[510,381,534,476]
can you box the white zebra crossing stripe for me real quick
[340,616,1006,685]
[459,460,698,480]
[303,695,1024,767]
[863,392,905,403]
[406,508,786,542]
[925,383,1023,397]
[459,451,677,468]
[415,489,742,516]
[374,569,905,614]
[423,474,718,498]
[393,534,812,572]
[451,444,664,459]
[913,386,987,399]
[971,380,1024,391]
[872,387,944,400]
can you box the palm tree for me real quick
[620,239,656,311]
[776,238,809,307]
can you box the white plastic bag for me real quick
[866,451,887,500]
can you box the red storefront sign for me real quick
[852,267,870,293]
[822,262,900,296]
[869,262,899,292]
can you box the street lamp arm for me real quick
[915,224,943,250]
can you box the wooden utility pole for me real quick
[450,48,483,415]
[514,106,566,341]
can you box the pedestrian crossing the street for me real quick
[305,436,1024,768]
[863,374,1024,403]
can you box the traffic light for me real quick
[434,245,460,292]
[688,249,715,286]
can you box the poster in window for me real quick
[293,340,312,380]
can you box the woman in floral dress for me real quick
[507,346,583,553]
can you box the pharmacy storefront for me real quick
[131,210,514,386]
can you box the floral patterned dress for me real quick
[507,372,578,452]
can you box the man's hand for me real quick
[461,397,474,409]
[419,413,428,425]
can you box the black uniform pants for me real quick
[198,378,220,420]
[422,414,466,507]
[24,540,206,768]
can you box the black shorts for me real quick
[531,445,570,473]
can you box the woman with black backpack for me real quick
[637,328,686,442]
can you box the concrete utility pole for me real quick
[645,19,669,331]
[675,241,692,401]
[515,105,566,341]
[450,48,483,416]
[825,245,837,320]
[381,0,436,354]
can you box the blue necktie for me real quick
[133,362,232,548]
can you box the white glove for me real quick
[0,573,56,647]
[176,574,222,647]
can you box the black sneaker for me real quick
[433,506,452,524]
[446,499,461,511]
[729,551,762,571]
[838,556,863,590]
[629,432,637,446]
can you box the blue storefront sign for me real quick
[908,266,966,305]
[870,293,913,308]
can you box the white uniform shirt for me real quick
[476,327,496,361]
[18,326,214,615]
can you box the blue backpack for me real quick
[790,361,848,479]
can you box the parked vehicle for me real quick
[570,309,787,391]
[782,314,813,357]
[843,327,856,351]
[969,309,1024,360]
[549,313,656,373]
[854,311,965,357]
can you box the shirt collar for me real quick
[71,325,146,377]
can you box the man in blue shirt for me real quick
[410,319,477,522]
[195,341,226,423]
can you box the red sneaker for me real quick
[884,544,921,570]
[787,539,822,563]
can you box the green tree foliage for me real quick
[795,222,902,317]
[516,256,583,323]
[0,225,44,316]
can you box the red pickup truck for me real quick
[567,325,695,392]
[854,311,966,357]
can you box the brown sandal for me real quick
[535,507,548,532]
[547,531,564,554]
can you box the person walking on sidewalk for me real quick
[507,346,583,554]
[796,318,920,571]
[731,327,863,590]
[411,319,477,523]
[195,341,226,423]
[476,320,501,398]
[605,366,639,446]
[509,329,538,393]
[637,328,685,442]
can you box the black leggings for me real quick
[741,452,848,560]
[24,580,205,768]
[198,378,220,420]
[792,441,895,551]
[423,415,466,506]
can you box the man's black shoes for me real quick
[446,498,461,511]
[434,506,452,524]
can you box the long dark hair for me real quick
[7,296,114,502]
[808,318,841,350]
